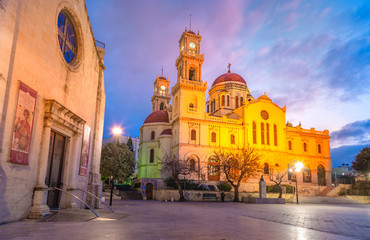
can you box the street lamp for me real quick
[289,161,304,204]
[110,126,122,206]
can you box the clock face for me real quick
[189,42,196,48]
[160,85,166,90]
[261,110,269,120]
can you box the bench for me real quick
[202,193,218,201]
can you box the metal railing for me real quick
[53,187,99,218]
[77,188,114,213]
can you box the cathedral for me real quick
[137,28,331,196]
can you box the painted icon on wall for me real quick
[79,124,91,176]
[10,82,37,165]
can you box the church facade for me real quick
[0,0,105,222]
[137,29,331,194]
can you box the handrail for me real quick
[53,187,99,218]
[77,188,114,213]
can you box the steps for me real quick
[294,196,363,204]
[318,186,335,196]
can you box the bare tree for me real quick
[215,145,262,202]
[269,169,288,198]
[161,153,197,201]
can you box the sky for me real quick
[85,0,370,166]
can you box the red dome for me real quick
[159,76,166,80]
[187,30,196,34]
[160,129,172,135]
[212,71,246,87]
[144,111,169,124]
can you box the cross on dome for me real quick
[227,63,231,73]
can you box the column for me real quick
[29,117,52,218]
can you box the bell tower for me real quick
[171,28,207,119]
[151,72,171,112]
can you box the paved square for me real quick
[0,200,369,240]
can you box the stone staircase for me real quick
[318,186,335,196]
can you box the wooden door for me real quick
[46,131,66,209]
[146,183,153,200]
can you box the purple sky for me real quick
[86,0,370,165]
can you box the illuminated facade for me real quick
[138,28,331,193]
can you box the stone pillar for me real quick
[326,170,332,186]
[29,118,51,218]
[259,176,266,199]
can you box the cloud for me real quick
[331,119,370,147]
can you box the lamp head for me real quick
[112,127,122,136]
[295,162,304,172]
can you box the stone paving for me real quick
[0,200,369,240]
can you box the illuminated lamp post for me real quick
[110,126,122,206]
[289,161,304,204]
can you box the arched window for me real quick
[151,131,155,140]
[240,97,243,106]
[318,144,321,153]
[230,134,235,144]
[221,95,225,106]
[253,121,257,144]
[266,123,270,145]
[264,163,269,175]
[261,123,265,145]
[189,159,196,171]
[288,141,292,150]
[227,95,230,106]
[211,132,216,143]
[303,165,311,182]
[235,96,239,108]
[288,164,296,181]
[191,129,196,141]
[274,124,278,146]
[189,67,195,80]
[160,102,164,110]
[189,103,194,108]
[58,11,77,63]
[303,143,307,152]
[149,149,154,163]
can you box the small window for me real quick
[288,141,292,150]
[227,95,230,106]
[235,96,239,108]
[149,149,154,163]
[191,130,196,140]
[211,132,216,143]
[160,102,164,110]
[266,123,270,145]
[190,159,196,171]
[189,67,195,80]
[303,143,307,152]
[261,123,265,145]
[189,103,194,108]
[151,131,155,140]
[274,124,278,146]
[318,144,321,153]
[58,11,77,63]
[253,121,257,144]
[240,97,243,106]
[231,134,235,144]
[221,95,225,106]
[207,105,209,113]
[264,163,269,175]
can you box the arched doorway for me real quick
[145,183,154,200]
[208,156,220,181]
[317,164,326,186]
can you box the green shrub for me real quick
[266,185,295,193]
[217,182,232,192]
